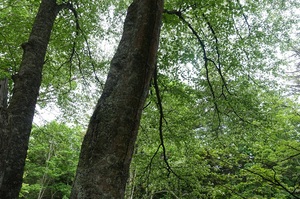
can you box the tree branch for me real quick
[236,0,251,35]
[244,168,300,199]
[202,13,231,95]
[58,2,103,88]
[164,9,222,130]
[153,66,181,179]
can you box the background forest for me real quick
[1,0,300,198]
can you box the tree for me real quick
[1,0,299,198]
[70,0,164,198]
[122,0,299,198]
[0,0,81,197]
[0,1,58,197]
[0,0,122,197]
[126,78,300,198]
[20,122,83,199]
[71,0,299,198]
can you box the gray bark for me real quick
[0,78,8,194]
[70,0,164,198]
[0,78,8,109]
[0,0,61,198]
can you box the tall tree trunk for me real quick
[70,0,164,198]
[0,0,61,198]
[0,78,8,186]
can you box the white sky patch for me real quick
[33,104,60,126]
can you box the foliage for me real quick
[20,122,83,199]
[125,0,300,198]
[0,0,129,124]
[127,75,300,199]
[1,0,300,198]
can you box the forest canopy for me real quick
[1,0,300,198]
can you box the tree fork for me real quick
[70,0,164,198]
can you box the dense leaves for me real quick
[0,0,126,124]
[124,0,300,198]
[20,122,83,199]
[1,0,300,198]
[127,76,300,198]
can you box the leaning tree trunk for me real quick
[0,0,61,198]
[70,0,164,198]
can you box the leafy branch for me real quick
[164,9,252,126]
[236,0,252,35]
[202,13,231,96]
[57,2,103,88]
[244,168,300,199]
[153,66,182,179]
[164,9,222,130]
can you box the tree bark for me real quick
[0,78,8,109]
[0,0,61,198]
[70,0,164,198]
[0,78,8,190]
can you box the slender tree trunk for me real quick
[0,0,61,198]
[70,0,164,198]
